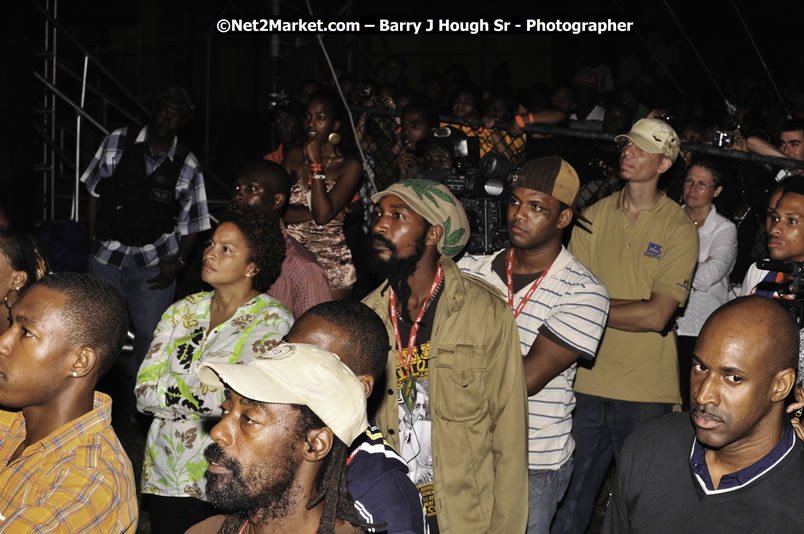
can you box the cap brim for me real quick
[197,362,307,406]
[370,189,392,204]
[370,189,434,227]
[614,132,664,155]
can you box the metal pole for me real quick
[33,72,109,134]
[204,30,211,166]
[31,0,149,116]
[50,0,59,219]
[42,0,53,220]
[271,0,279,97]
[74,55,88,222]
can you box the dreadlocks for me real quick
[212,404,383,534]
[297,405,382,534]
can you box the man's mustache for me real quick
[370,234,397,253]
[691,404,725,423]
[204,442,242,473]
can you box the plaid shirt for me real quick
[81,125,211,269]
[0,392,138,533]
[267,222,332,318]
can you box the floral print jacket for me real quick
[134,291,292,498]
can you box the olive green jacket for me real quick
[363,256,528,534]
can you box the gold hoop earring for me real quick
[4,287,20,311]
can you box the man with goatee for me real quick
[362,179,528,534]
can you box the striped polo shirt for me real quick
[459,246,609,470]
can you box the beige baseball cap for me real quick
[614,118,680,162]
[197,343,368,445]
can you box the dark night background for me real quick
[5,1,803,230]
[2,3,801,531]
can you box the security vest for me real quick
[96,128,188,246]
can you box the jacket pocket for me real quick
[433,344,487,422]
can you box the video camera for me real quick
[755,259,804,328]
[419,127,516,255]
[711,115,741,148]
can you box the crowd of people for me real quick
[2,51,804,534]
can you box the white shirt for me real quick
[677,205,738,336]
[459,247,609,470]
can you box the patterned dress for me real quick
[285,176,357,290]
[135,291,292,499]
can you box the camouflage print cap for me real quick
[371,179,470,258]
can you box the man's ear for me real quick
[358,375,374,399]
[71,346,98,378]
[658,156,673,175]
[304,427,334,462]
[426,225,444,248]
[557,208,573,230]
[770,368,796,402]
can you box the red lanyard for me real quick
[389,266,444,378]
[506,248,550,319]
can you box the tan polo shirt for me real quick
[569,189,698,403]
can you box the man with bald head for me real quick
[604,296,804,533]
[232,159,331,317]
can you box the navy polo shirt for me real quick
[689,418,795,493]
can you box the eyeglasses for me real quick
[683,179,716,192]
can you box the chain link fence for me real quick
[351,104,804,281]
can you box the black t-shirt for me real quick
[395,289,442,534]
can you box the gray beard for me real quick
[204,442,300,526]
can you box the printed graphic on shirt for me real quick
[643,242,663,259]
[397,340,436,520]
